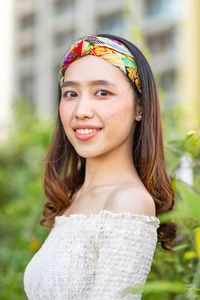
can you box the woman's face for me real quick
[59,55,139,158]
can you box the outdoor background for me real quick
[0,0,200,299]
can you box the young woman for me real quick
[24,33,176,299]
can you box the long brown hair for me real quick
[40,33,177,252]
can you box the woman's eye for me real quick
[96,90,111,97]
[62,91,77,98]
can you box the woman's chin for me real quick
[77,152,100,159]
[74,148,103,159]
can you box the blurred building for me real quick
[12,0,199,122]
[180,0,200,129]
[0,0,13,139]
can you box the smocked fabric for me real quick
[23,209,160,300]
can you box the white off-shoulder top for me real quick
[23,209,160,300]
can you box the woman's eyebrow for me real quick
[61,80,117,88]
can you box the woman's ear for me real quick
[135,98,143,122]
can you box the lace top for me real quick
[23,209,160,300]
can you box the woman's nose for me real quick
[75,94,94,119]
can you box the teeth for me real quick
[76,128,100,134]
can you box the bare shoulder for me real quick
[104,185,156,217]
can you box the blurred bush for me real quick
[0,98,200,299]
[0,100,53,299]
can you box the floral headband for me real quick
[59,35,142,93]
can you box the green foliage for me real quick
[0,98,200,299]
[121,281,187,297]
[0,99,54,299]
[141,128,200,300]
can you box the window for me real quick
[144,0,172,16]
[159,70,176,92]
[97,11,124,34]
[20,13,35,30]
[54,30,75,50]
[53,0,75,14]
[20,45,35,60]
[19,74,35,103]
[146,28,176,54]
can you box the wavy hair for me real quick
[40,33,177,252]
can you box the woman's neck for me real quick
[80,147,142,193]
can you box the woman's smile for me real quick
[74,128,102,141]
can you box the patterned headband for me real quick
[59,35,142,93]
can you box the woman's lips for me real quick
[74,129,102,141]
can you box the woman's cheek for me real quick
[97,100,123,120]
[59,112,70,139]
[59,102,71,126]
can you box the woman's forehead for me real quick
[64,55,130,84]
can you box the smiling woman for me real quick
[23,34,177,300]
[59,54,137,154]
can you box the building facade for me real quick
[13,0,188,116]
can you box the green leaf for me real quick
[177,181,200,222]
[120,281,187,296]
